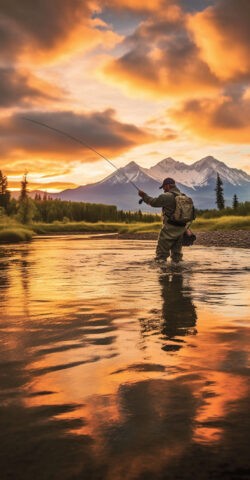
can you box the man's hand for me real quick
[138,190,145,198]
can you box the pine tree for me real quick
[0,170,11,210]
[215,173,225,210]
[0,170,7,195]
[232,194,239,209]
[20,173,28,201]
[18,173,36,224]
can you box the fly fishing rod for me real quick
[22,117,141,195]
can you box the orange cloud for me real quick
[0,0,121,65]
[22,22,121,66]
[0,68,63,108]
[188,0,250,81]
[8,180,78,192]
[101,8,221,99]
[98,0,167,12]
[0,110,156,176]
[1,157,73,177]
[103,52,220,100]
[171,94,250,143]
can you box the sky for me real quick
[1,0,250,192]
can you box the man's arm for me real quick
[138,190,168,207]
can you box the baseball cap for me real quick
[159,177,175,189]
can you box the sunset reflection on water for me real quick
[0,237,249,480]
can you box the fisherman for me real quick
[138,177,194,264]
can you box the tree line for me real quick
[0,171,248,224]
[0,172,159,224]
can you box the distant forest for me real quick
[32,197,160,223]
[1,171,249,224]
[0,172,159,224]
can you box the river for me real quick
[0,236,249,480]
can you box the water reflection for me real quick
[160,274,197,351]
[0,249,11,303]
[0,239,249,480]
[139,273,197,352]
[92,376,199,479]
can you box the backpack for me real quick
[168,192,195,226]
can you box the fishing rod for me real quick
[22,117,141,193]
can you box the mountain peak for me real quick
[156,157,191,171]
[125,160,139,168]
[192,156,224,169]
[122,160,141,172]
[98,159,154,187]
[146,155,250,188]
[159,157,176,164]
[198,155,218,162]
[190,156,250,185]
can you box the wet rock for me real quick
[118,230,250,248]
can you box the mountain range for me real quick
[18,156,250,210]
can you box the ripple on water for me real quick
[0,239,249,479]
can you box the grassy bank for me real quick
[31,216,250,234]
[0,227,34,243]
[31,221,162,234]
[0,215,249,243]
[192,215,250,231]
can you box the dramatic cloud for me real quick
[171,92,250,143]
[102,6,221,98]
[0,0,120,63]
[0,68,61,107]
[8,181,78,192]
[0,110,155,170]
[99,0,166,12]
[101,0,211,14]
[0,0,249,183]
[98,0,250,150]
[188,0,250,81]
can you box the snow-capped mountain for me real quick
[52,161,161,211]
[146,157,202,188]
[98,161,154,187]
[147,156,250,189]
[19,156,249,210]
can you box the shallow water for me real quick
[0,236,249,480]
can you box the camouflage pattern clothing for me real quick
[141,186,186,262]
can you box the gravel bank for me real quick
[118,230,250,248]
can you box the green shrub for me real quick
[0,228,34,243]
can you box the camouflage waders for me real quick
[156,225,184,262]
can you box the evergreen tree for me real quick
[0,170,11,210]
[0,170,7,195]
[215,173,225,210]
[34,193,42,201]
[20,173,28,201]
[232,194,239,209]
[18,173,36,224]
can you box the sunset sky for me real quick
[1,0,250,191]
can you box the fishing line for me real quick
[22,117,140,192]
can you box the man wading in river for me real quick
[138,178,195,264]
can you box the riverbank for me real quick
[118,230,250,248]
[0,217,249,246]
